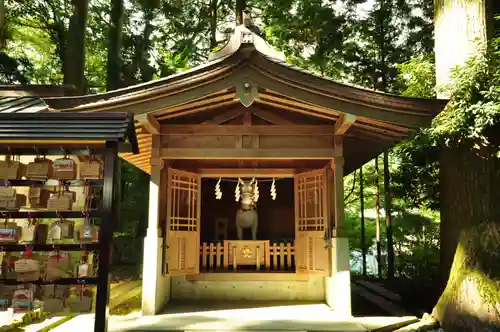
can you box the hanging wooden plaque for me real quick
[54,157,76,180]
[15,258,41,282]
[26,157,53,180]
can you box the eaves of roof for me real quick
[0,96,48,113]
[0,112,139,154]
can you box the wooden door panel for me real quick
[296,231,328,273]
[167,231,199,275]
[166,168,200,275]
[294,168,328,275]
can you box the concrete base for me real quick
[324,237,352,317]
[85,303,369,331]
[49,306,420,332]
[141,236,170,315]
[170,275,324,301]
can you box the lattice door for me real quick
[294,168,328,274]
[166,168,200,275]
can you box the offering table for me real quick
[223,240,270,270]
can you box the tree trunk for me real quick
[432,145,500,331]
[107,0,124,91]
[0,0,5,50]
[210,0,217,49]
[360,165,367,276]
[138,11,154,83]
[383,151,394,280]
[434,0,491,97]
[66,0,89,95]
[434,0,499,283]
[235,0,246,25]
[374,156,382,278]
[433,1,500,330]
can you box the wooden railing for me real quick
[200,241,295,272]
[269,242,295,271]
[200,242,224,270]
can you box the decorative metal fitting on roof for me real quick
[235,82,258,107]
[241,31,254,44]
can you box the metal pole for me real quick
[359,166,367,276]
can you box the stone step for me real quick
[351,284,411,317]
[354,280,403,303]
[110,280,142,302]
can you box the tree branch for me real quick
[344,170,357,201]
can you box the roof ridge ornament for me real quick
[208,25,286,63]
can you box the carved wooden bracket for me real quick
[136,113,160,135]
[151,157,166,170]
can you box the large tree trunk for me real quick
[66,0,89,95]
[434,0,491,97]
[383,150,394,280]
[107,0,124,91]
[434,2,500,330]
[136,6,154,83]
[432,221,500,331]
[432,144,500,330]
[0,0,5,50]
[374,156,382,278]
[435,0,498,283]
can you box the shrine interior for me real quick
[200,178,295,244]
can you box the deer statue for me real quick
[235,178,259,240]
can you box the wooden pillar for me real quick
[94,141,119,332]
[324,135,351,316]
[141,136,170,315]
[333,136,345,237]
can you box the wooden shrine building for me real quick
[42,23,447,316]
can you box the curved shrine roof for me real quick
[41,25,448,174]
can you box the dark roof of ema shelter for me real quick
[0,96,48,113]
[0,111,139,154]
[2,24,448,174]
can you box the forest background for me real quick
[1,0,499,329]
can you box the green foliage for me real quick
[255,0,433,89]
[255,0,347,79]
[397,54,436,98]
[112,161,149,263]
[431,39,500,149]
[344,156,440,282]
[392,34,500,211]
[391,207,440,282]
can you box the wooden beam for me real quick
[161,148,335,159]
[136,114,160,135]
[203,110,243,124]
[256,99,335,121]
[243,110,252,125]
[252,109,295,125]
[187,273,308,281]
[162,125,335,136]
[157,100,237,121]
[334,113,356,135]
[199,168,296,178]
